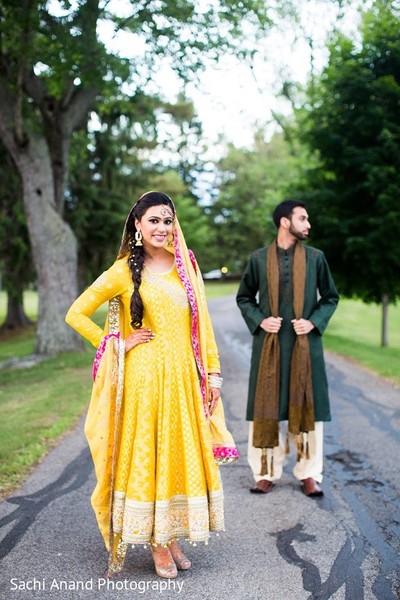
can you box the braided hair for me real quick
[117,191,175,329]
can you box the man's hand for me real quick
[291,318,315,335]
[260,316,283,333]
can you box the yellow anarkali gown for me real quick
[66,256,232,570]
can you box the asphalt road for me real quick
[1,295,399,600]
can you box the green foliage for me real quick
[1,0,274,290]
[210,131,305,272]
[1,0,112,97]
[65,91,162,285]
[113,0,272,78]
[0,141,34,326]
[66,92,215,283]
[160,93,208,189]
[297,0,400,304]
[0,144,30,283]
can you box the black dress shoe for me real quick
[250,480,274,494]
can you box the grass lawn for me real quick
[0,349,93,496]
[0,294,107,497]
[202,280,240,299]
[323,298,400,385]
[0,287,399,496]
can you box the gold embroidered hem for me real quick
[112,489,224,546]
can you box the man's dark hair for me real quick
[272,200,306,228]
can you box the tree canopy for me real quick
[209,131,305,272]
[297,0,400,307]
[0,0,272,354]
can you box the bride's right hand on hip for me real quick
[125,329,155,352]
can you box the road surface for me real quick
[1,295,399,600]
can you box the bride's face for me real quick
[135,204,174,249]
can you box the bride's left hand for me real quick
[208,387,220,416]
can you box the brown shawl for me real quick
[253,241,315,472]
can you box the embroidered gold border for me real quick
[112,490,224,546]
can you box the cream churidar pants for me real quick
[247,421,324,483]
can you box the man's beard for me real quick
[289,223,308,241]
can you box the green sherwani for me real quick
[237,243,339,422]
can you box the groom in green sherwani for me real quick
[236,200,339,496]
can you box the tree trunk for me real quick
[16,137,84,355]
[381,293,389,348]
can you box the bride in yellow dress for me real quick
[65,191,238,578]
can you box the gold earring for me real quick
[135,231,143,246]
[167,233,174,247]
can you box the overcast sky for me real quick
[99,0,364,150]
[186,1,364,148]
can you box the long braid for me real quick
[128,243,145,329]
[117,191,175,330]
